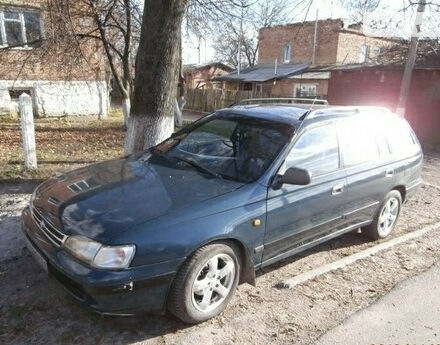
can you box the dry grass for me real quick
[0,108,125,180]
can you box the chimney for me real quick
[348,22,363,33]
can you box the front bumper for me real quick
[22,207,182,315]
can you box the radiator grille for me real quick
[32,207,67,247]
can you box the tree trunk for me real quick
[125,0,188,154]
[122,97,131,128]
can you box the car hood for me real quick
[32,152,244,241]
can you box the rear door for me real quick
[338,118,396,227]
[263,123,347,264]
[385,119,423,191]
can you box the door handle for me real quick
[385,168,394,177]
[332,184,344,195]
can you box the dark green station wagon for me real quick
[22,98,423,323]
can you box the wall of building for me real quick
[328,68,440,145]
[0,0,108,117]
[185,65,232,89]
[258,20,401,67]
[258,19,343,65]
[336,30,395,65]
[0,80,108,117]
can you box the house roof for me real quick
[216,63,309,83]
[183,62,234,74]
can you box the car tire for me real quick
[167,242,241,324]
[363,190,402,240]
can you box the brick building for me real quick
[219,19,401,98]
[0,0,108,117]
[327,65,440,146]
[183,62,233,89]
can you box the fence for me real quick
[184,88,273,113]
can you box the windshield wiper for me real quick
[174,155,223,179]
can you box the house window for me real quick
[243,83,253,91]
[359,44,370,63]
[284,44,291,63]
[0,8,42,48]
[294,83,317,98]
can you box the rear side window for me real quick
[386,120,419,156]
[285,125,340,176]
[338,119,380,166]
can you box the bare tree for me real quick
[77,0,142,126]
[0,0,103,84]
[339,0,381,23]
[0,0,141,124]
[125,0,256,152]
[213,0,297,69]
[380,38,440,65]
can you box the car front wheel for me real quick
[168,242,241,324]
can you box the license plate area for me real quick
[25,237,48,273]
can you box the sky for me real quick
[182,0,439,65]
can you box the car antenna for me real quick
[296,97,318,133]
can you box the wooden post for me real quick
[19,93,37,170]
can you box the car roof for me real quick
[215,104,397,128]
[216,105,308,127]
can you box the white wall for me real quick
[0,80,108,118]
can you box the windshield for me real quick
[152,115,294,183]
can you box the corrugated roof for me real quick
[215,63,309,82]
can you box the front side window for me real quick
[285,125,340,177]
[0,8,42,48]
[153,116,294,183]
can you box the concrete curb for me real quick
[424,182,440,191]
[280,222,440,289]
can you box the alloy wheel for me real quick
[378,197,399,237]
[191,253,236,312]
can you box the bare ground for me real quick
[0,152,440,345]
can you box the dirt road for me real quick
[1,152,440,345]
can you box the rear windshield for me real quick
[153,114,294,183]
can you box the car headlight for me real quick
[63,236,135,269]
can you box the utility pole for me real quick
[312,9,319,65]
[396,0,426,118]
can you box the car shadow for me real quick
[0,179,45,194]
[256,229,373,278]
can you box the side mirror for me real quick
[272,167,312,189]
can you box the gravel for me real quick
[1,152,440,345]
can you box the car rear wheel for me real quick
[363,190,402,240]
[168,242,241,324]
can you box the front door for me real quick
[263,123,347,264]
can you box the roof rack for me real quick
[307,106,392,119]
[232,97,329,107]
